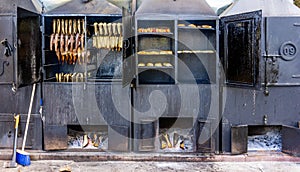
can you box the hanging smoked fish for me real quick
[82,19,86,34]
[61,19,65,34]
[57,19,61,34]
[73,19,77,34]
[75,33,80,51]
[69,34,75,64]
[80,33,84,50]
[77,19,81,34]
[60,33,65,64]
[64,34,70,63]
[50,19,56,51]
[68,19,72,35]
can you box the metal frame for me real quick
[42,13,123,83]
[221,10,262,88]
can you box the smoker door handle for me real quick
[293,23,300,27]
[292,75,300,78]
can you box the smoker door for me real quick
[0,16,14,84]
[16,8,41,88]
[122,7,135,87]
[220,10,262,88]
[265,17,300,85]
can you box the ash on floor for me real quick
[248,131,282,151]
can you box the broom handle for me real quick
[22,83,36,151]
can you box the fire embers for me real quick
[55,72,88,82]
[159,128,193,152]
[92,22,122,51]
[68,132,108,150]
[50,19,89,65]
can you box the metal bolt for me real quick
[263,115,268,125]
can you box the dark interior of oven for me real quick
[177,20,216,84]
[137,20,175,84]
[136,19,217,85]
[17,7,41,87]
[43,15,122,82]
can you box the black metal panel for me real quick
[222,86,300,152]
[282,125,300,156]
[0,114,42,150]
[0,84,40,114]
[0,16,14,83]
[122,7,135,87]
[231,125,248,154]
[16,8,41,87]
[220,10,262,87]
[44,125,68,150]
[43,83,130,127]
[139,119,156,151]
[197,119,214,153]
[266,17,300,85]
[108,125,129,151]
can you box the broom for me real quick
[16,83,36,166]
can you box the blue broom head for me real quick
[16,150,31,166]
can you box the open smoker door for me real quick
[16,8,41,88]
[122,7,135,87]
[220,10,262,88]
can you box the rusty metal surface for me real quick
[282,125,300,156]
[44,125,68,150]
[135,0,216,17]
[231,125,248,155]
[47,0,122,15]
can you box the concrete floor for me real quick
[1,160,300,172]
[1,150,300,172]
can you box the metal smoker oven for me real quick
[219,0,300,155]
[123,0,221,152]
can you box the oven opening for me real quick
[248,125,282,152]
[67,125,108,150]
[158,117,194,152]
